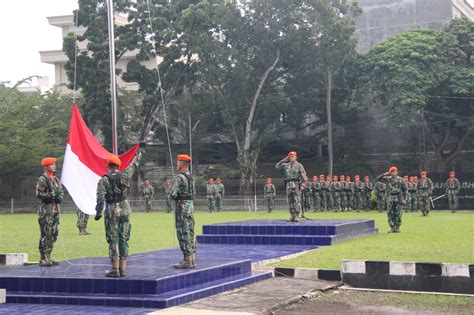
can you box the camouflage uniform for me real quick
[345,180,354,211]
[408,181,417,212]
[206,182,217,212]
[161,181,172,213]
[264,184,276,213]
[96,152,141,262]
[445,177,461,212]
[354,180,365,211]
[332,181,342,212]
[374,181,387,212]
[170,169,195,257]
[36,173,63,263]
[311,180,321,212]
[76,208,89,235]
[340,180,348,211]
[376,173,407,231]
[320,180,330,211]
[141,183,154,212]
[302,181,312,213]
[215,182,225,212]
[275,158,307,220]
[417,178,434,216]
[363,180,374,210]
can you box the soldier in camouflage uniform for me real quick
[215,177,225,212]
[206,178,217,212]
[170,154,196,269]
[326,175,333,210]
[302,178,312,214]
[374,180,387,212]
[76,208,90,235]
[413,176,420,211]
[376,166,407,233]
[339,175,347,211]
[346,176,354,211]
[141,179,154,212]
[310,176,321,212]
[363,176,373,211]
[353,175,365,212]
[36,157,64,266]
[402,176,410,211]
[95,147,143,277]
[408,176,417,212]
[275,151,307,222]
[445,171,461,213]
[161,179,172,213]
[332,175,342,212]
[319,174,328,211]
[264,178,276,213]
[417,171,434,216]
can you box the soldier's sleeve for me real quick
[275,159,286,170]
[122,148,143,181]
[376,174,387,183]
[401,179,407,198]
[169,176,181,199]
[456,179,461,193]
[36,176,51,201]
[429,179,434,194]
[272,185,276,194]
[299,164,307,181]
[151,186,155,195]
[96,177,107,211]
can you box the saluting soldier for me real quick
[417,171,434,216]
[264,178,276,213]
[36,157,64,266]
[445,171,461,213]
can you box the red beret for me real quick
[177,154,191,162]
[41,157,56,166]
[389,166,398,173]
[107,155,122,166]
[288,151,297,157]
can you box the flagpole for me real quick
[107,0,118,154]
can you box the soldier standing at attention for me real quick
[445,171,461,213]
[95,146,143,277]
[403,176,410,211]
[170,154,196,269]
[311,176,321,212]
[215,177,225,212]
[376,166,407,233]
[36,157,64,266]
[141,179,155,212]
[413,176,420,211]
[76,208,90,236]
[417,171,434,216]
[346,175,354,211]
[264,178,276,213]
[363,176,373,211]
[302,178,312,214]
[374,180,387,212]
[340,175,347,211]
[326,175,333,210]
[408,176,417,212]
[161,179,172,213]
[275,151,307,222]
[332,175,342,212]
[319,174,328,211]
[354,175,364,212]
[206,178,217,212]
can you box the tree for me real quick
[358,18,474,171]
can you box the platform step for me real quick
[197,228,378,245]
[6,271,272,309]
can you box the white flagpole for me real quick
[106,0,118,154]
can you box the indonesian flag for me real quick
[61,104,139,215]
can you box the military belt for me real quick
[176,194,193,200]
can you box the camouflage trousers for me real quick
[408,192,417,211]
[286,188,301,214]
[386,196,402,227]
[38,211,60,255]
[320,192,328,210]
[104,209,131,261]
[312,194,321,211]
[376,195,385,211]
[419,195,431,215]
[364,194,371,210]
[144,195,152,212]
[354,193,364,211]
[341,192,348,210]
[165,195,172,213]
[76,209,89,230]
[303,194,312,212]
[175,200,195,256]
[448,193,458,211]
[207,197,216,212]
[327,193,334,210]
[333,193,341,211]
[265,196,275,212]
[347,194,354,210]
[215,196,223,211]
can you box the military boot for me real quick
[119,259,127,277]
[394,225,401,233]
[39,252,52,266]
[105,260,120,277]
[287,213,295,222]
[47,251,60,265]
[294,212,300,222]
[173,255,195,269]
[79,228,85,235]
[388,226,396,233]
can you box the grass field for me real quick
[0,210,472,269]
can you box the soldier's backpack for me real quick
[104,172,128,204]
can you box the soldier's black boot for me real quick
[47,252,59,265]
[174,255,195,269]
[105,260,120,277]
[287,213,295,222]
[294,212,300,222]
[119,259,127,277]
[388,226,395,233]
[39,252,52,267]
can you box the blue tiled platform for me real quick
[197,219,378,246]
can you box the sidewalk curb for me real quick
[273,267,341,281]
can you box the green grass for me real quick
[0,211,472,269]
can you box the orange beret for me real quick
[288,151,297,157]
[449,171,455,175]
[320,174,325,177]
[41,157,56,166]
[177,154,191,162]
[107,155,122,166]
[364,176,369,179]
[389,166,397,173]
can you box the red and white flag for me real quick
[61,104,139,215]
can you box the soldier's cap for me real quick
[319,174,325,177]
[414,176,418,179]
[313,176,318,180]
[364,175,369,179]
[340,175,345,178]
[389,166,398,174]
[144,179,150,183]
[288,151,297,157]
[177,154,191,162]
[41,157,56,167]
[449,171,455,175]
[107,155,122,166]
[403,175,409,179]
[355,175,360,179]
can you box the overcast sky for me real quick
[0,0,77,87]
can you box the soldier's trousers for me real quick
[287,188,301,214]
[419,196,431,215]
[409,194,418,211]
[377,196,385,211]
[265,196,274,212]
[327,193,334,210]
[207,197,216,212]
[341,193,348,210]
[165,195,172,213]
[448,193,458,211]
[321,192,328,210]
[144,196,152,212]
[333,193,341,211]
[354,194,364,211]
[38,211,60,255]
[76,209,89,230]
[104,209,131,261]
[386,196,402,227]
[215,196,223,211]
[312,194,321,211]
[175,200,195,256]
[364,194,371,210]
[347,194,353,210]
[303,195,312,212]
